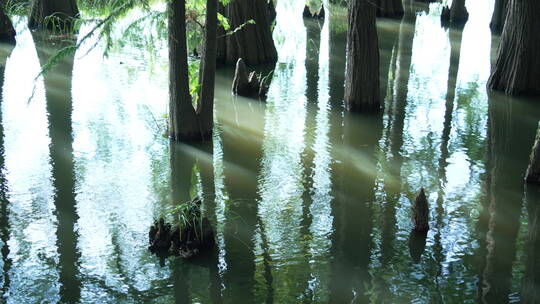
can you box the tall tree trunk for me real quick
[344,0,380,112]
[198,0,218,136]
[32,31,80,304]
[490,0,507,33]
[169,0,217,141]
[487,0,540,95]
[168,0,199,141]
[0,1,16,44]
[216,0,277,66]
[376,0,404,18]
[28,0,79,31]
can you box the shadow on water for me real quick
[522,185,540,303]
[0,42,15,299]
[31,31,80,303]
[478,93,540,303]
[329,112,383,303]
[169,141,222,303]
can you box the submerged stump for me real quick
[148,197,215,261]
[412,188,429,233]
[525,124,540,183]
[232,58,269,98]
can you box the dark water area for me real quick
[1,0,540,303]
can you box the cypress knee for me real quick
[487,0,540,95]
[344,0,380,112]
[412,188,429,232]
[526,124,540,183]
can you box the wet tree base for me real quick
[148,217,215,262]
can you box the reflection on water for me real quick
[2,0,540,302]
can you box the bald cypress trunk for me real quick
[376,0,404,18]
[169,0,199,141]
[0,1,15,44]
[344,0,380,112]
[490,0,507,33]
[198,0,218,136]
[169,0,218,141]
[216,0,277,66]
[487,0,540,95]
[28,0,79,31]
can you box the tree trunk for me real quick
[28,0,80,31]
[487,0,540,95]
[168,0,199,141]
[376,0,404,18]
[0,2,16,44]
[344,0,380,112]
[490,0,507,33]
[216,0,277,66]
[198,0,218,136]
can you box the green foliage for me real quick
[3,0,27,16]
[188,59,201,106]
[167,197,205,241]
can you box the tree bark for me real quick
[344,0,380,112]
[198,0,218,136]
[490,0,507,33]
[168,0,199,141]
[28,0,80,31]
[0,1,16,44]
[216,0,277,66]
[487,0,540,95]
[376,0,404,18]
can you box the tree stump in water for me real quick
[232,58,270,98]
[303,4,325,19]
[526,125,540,183]
[148,198,215,260]
[412,188,429,232]
[0,8,16,44]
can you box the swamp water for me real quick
[1,0,540,303]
